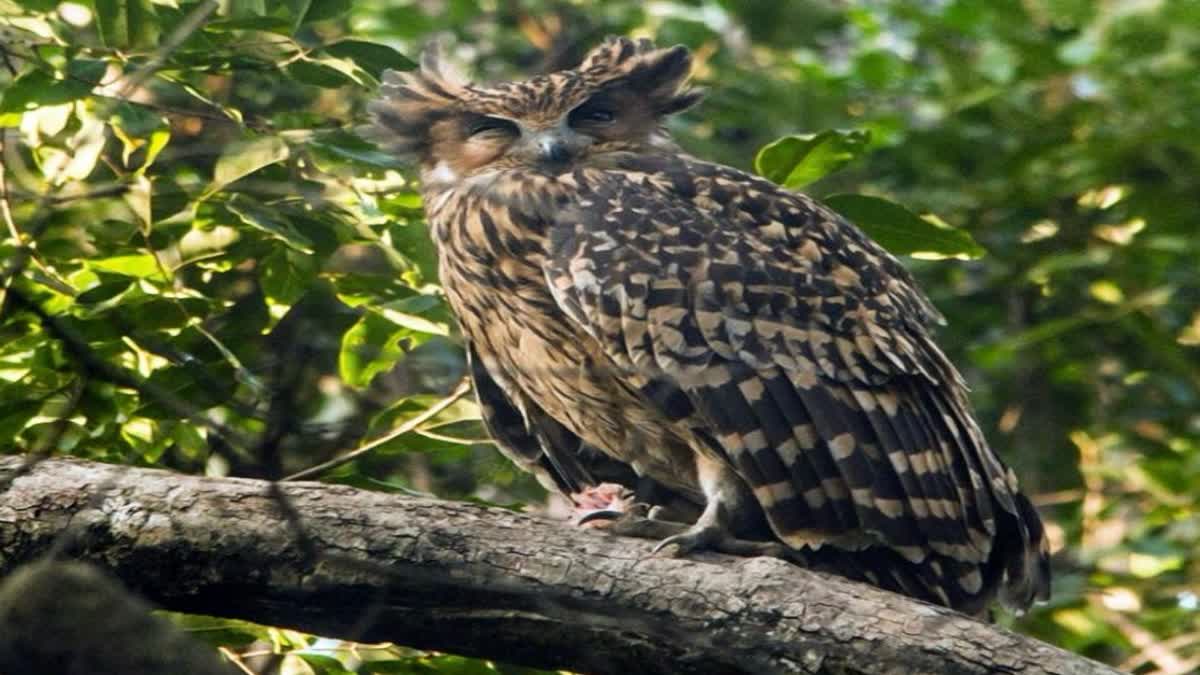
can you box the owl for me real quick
[368,37,1050,615]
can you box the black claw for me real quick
[651,525,720,556]
[576,508,626,525]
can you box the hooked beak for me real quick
[534,132,572,165]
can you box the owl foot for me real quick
[591,506,796,560]
[651,523,721,556]
[570,482,637,528]
[578,501,685,540]
[600,504,691,539]
[653,525,794,560]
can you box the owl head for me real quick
[367,37,703,179]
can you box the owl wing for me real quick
[543,155,1049,610]
[468,342,588,495]
[468,343,648,497]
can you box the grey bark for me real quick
[0,456,1121,675]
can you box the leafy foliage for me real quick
[755,129,871,189]
[1,0,1198,672]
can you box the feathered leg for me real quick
[651,454,758,554]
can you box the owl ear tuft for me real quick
[417,40,471,93]
[578,36,659,70]
[580,38,704,116]
[366,41,469,163]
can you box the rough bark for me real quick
[0,456,1120,675]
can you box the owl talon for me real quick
[713,537,794,560]
[651,524,722,557]
[583,499,797,560]
[576,508,625,526]
[601,504,690,540]
[571,482,638,527]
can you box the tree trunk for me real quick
[0,456,1120,675]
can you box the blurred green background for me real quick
[1,0,1198,672]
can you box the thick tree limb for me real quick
[0,456,1119,675]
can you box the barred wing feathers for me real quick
[544,154,1049,611]
[468,343,650,498]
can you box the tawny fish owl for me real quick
[368,37,1050,615]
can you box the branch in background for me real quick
[0,456,1121,675]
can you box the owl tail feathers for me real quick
[998,492,1053,613]
[800,502,1050,617]
[794,545,996,618]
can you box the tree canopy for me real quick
[1,0,1197,673]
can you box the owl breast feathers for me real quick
[368,37,1051,616]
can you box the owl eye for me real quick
[569,103,617,127]
[466,116,518,137]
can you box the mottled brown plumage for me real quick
[368,37,1050,615]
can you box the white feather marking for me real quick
[427,161,459,185]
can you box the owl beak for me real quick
[536,134,572,165]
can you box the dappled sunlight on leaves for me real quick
[1,0,1197,671]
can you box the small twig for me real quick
[1122,632,1200,674]
[283,378,471,482]
[1,182,131,207]
[217,648,258,675]
[0,44,18,76]
[1097,601,1195,675]
[115,0,220,99]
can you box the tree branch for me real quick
[0,456,1119,675]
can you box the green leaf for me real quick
[0,60,107,114]
[384,219,437,286]
[205,16,295,33]
[261,248,318,304]
[117,297,209,331]
[378,296,450,336]
[150,179,191,224]
[225,195,315,253]
[324,39,416,79]
[168,614,263,648]
[206,291,271,347]
[109,102,170,172]
[209,136,289,194]
[226,0,267,18]
[755,129,870,188]
[285,56,365,88]
[140,362,236,417]
[822,194,986,259]
[92,0,160,48]
[76,280,134,305]
[86,253,168,280]
[300,0,351,24]
[310,130,406,169]
[295,654,354,675]
[0,400,43,442]
[69,58,109,87]
[121,416,170,462]
[339,310,408,388]
[170,423,207,460]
